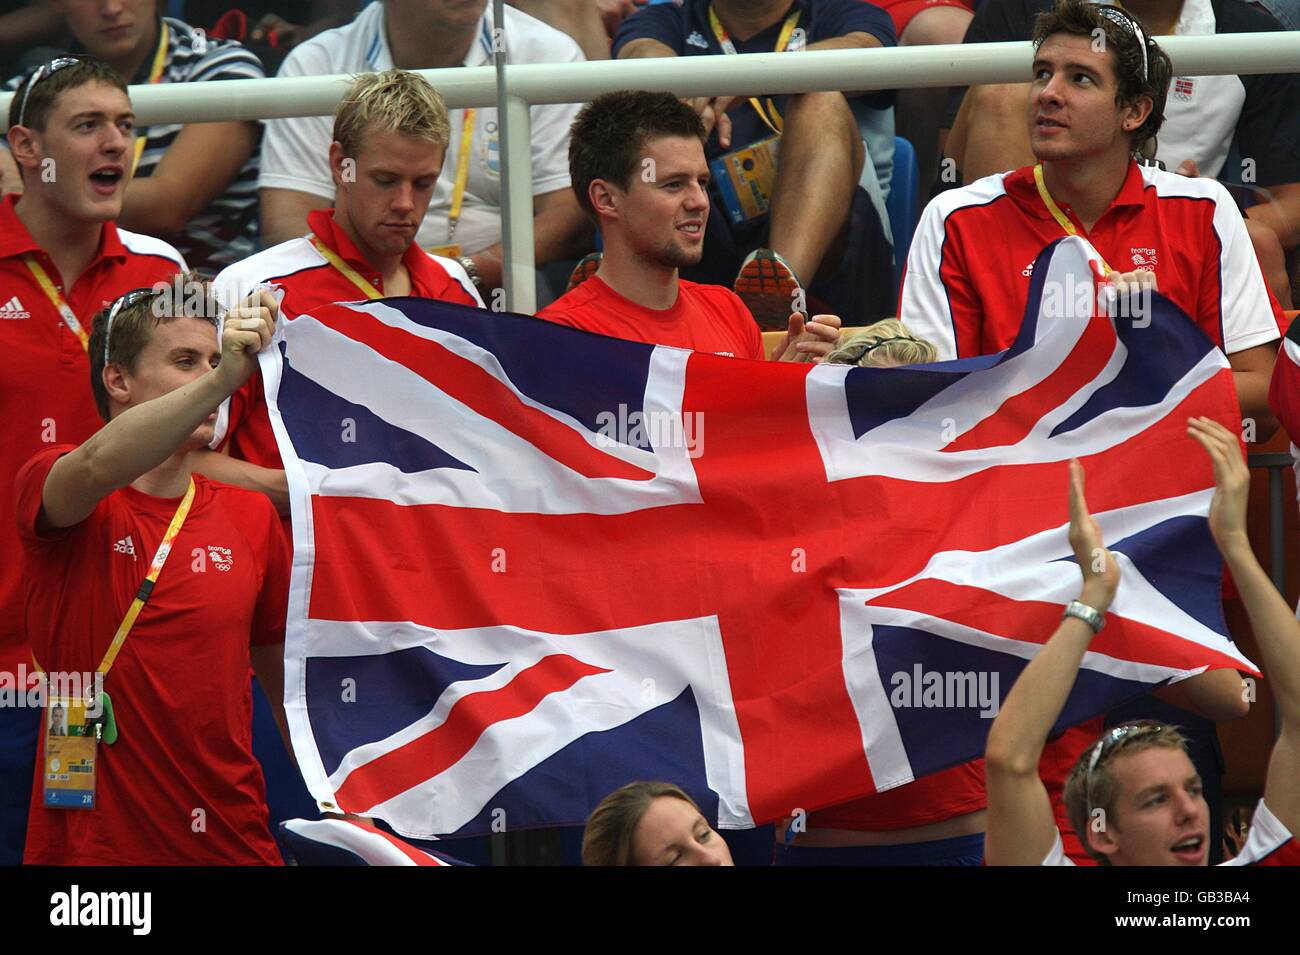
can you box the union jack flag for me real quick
[266,236,1256,840]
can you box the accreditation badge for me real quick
[43,694,99,809]
[709,135,781,225]
[426,244,463,259]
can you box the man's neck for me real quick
[713,0,795,42]
[386,6,479,69]
[130,449,192,499]
[595,247,680,311]
[1040,151,1132,233]
[332,209,409,294]
[13,193,102,289]
[1121,0,1186,35]
[106,18,161,82]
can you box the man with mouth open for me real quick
[0,56,185,866]
[205,70,484,511]
[984,418,1300,866]
[538,90,842,364]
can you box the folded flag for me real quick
[279,818,464,866]
[265,236,1256,840]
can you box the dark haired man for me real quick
[539,90,841,363]
[0,56,185,865]
[984,419,1299,866]
[789,1,1261,864]
[943,0,1300,307]
[15,283,287,865]
[613,0,898,328]
[901,0,1284,436]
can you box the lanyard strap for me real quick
[31,477,196,678]
[708,5,802,136]
[1033,163,1113,274]
[23,254,88,351]
[447,109,476,245]
[309,234,383,299]
[131,21,170,175]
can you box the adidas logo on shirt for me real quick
[113,536,137,558]
[687,31,709,49]
[0,295,31,319]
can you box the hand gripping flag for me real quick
[264,236,1256,840]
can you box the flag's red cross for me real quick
[307,308,1237,823]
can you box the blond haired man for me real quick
[984,419,1300,866]
[205,70,484,503]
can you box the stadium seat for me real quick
[886,136,920,291]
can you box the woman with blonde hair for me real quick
[824,318,938,368]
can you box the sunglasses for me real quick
[1093,4,1152,83]
[16,57,83,128]
[103,286,163,366]
[1084,719,1167,811]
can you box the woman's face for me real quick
[629,796,735,866]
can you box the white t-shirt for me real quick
[259,3,584,255]
[1041,799,1300,866]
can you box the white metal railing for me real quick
[4,31,1298,310]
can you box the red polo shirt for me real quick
[211,209,483,469]
[899,161,1286,361]
[0,194,186,678]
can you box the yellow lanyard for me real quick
[1033,163,1113,274]
[131,21,170,175]
[32,478,195,678]
[309,234,382,300]
[708,5,802,136]
[22,254,88,351]
[447,109,476,245]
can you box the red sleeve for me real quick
[13,444,80,545]
[1269,314,1300,443]
[250,498,291,647]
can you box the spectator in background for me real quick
[507,0,639,60]
[941,0,1300,308]
[2,1,265,278]
[17,284,288,866]
[0,57,187,866]
[259,0,593,305]
[177,0,360,72]
[207,69,484,506]
[614,0,898,329]
[583,781,735,866]
[883,0,976,199]
[539,91,842,364]
[0,1,68,79]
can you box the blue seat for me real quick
[886,136,920,292]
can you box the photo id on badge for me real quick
[43,694,100,809]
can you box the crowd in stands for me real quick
[2,0,1299,866]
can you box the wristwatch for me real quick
[457,255,483,289]
[1063,599,1105,633]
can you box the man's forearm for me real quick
[985,611,1100,775]
[1235,369,1279,442]
[806,32,884,52]
[73,373,232,497]
[1220,538,1300,731]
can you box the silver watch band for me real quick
[457,255,482,289]
[1064,600,1105,633]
